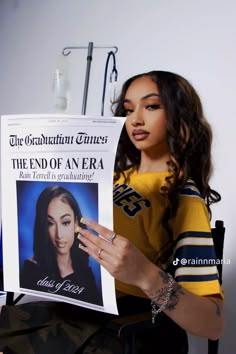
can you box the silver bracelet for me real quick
[151,273,175,324]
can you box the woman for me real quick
[4,71,224,354]
[20,185,102,306]
[77,71,224,353]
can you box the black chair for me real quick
[5,220,225,354]
[208,220,225,354]
[107,220,225,354]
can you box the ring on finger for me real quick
[97,248,103,259]
[108,232,117,243]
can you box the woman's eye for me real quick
[48,220,54,227]
[146,104,161,111]
[63,220,71,226]
[124,108,133,116]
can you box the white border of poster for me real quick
[1,114,125,314]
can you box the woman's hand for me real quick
[78,219,224,340]
[78,218,157,290]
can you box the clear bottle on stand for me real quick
[52,56,69,111]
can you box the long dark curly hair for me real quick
[113,71,221,235]
[33,185,88,276]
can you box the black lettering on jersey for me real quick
[113,184,151,216]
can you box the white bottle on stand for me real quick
[52,56,69,111]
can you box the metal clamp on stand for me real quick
[62,42,118,115]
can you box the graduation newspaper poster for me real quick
[1,114,125,314]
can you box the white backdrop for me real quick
[0,0,235,352]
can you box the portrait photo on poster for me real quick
[17,180,103,306]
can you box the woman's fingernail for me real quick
[80,217,86,224]
[79,243,87,250]
[75,226,81,233]
[80,217,89,225]
[77,230,85,239]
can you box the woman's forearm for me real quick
[140,264,224,340]
[78,220,224,340]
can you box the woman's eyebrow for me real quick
[60,213,72,219]
[47,213,72,220]
[124,93,160,103]
[141,93,160,100]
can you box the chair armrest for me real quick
[107,311,154,338]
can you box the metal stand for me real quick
[62,42,118,115]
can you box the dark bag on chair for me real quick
[0,301,107,354]
[0,297,188,354]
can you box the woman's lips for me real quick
[132,129,149,141]
[56,242,66,248]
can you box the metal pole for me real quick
[81,42,93,115]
